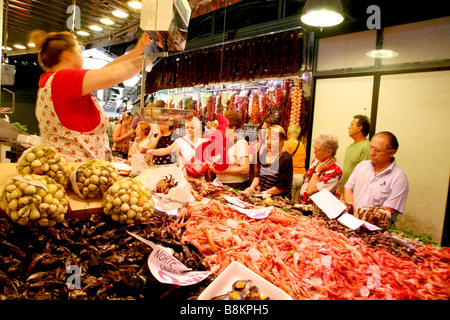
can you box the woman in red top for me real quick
[31,30,152,162]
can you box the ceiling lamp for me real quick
[112,10,129,18]
[100,18,114,25]
[76,30,90,36]
[13,44,26,49]
[301,0,344,27]
[127,1,142,9]
[89,25,103,32]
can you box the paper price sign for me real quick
[127,231,210,286]
[228,204,273,219]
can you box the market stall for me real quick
[0,155,449,300]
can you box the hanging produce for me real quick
[280,82,292,132]
[289,84,302,125]
[206,95,215,122]
[276,88,282,109]
[238,96,249,125]
[250,92,260,125]
[261,91,276,121]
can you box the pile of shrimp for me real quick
[172,200,450,300]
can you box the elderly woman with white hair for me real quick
[147,117,206,169]
[299,131,343,204]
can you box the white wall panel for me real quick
[377,71,450,242]
[317,30,376,71]
[382,17,450,65]
[311,76,374,168]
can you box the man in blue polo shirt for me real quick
[344,131,409,224]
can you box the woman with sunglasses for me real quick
[31,30,152,162]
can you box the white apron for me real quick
[36,73,109,162]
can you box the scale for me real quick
[137,0,194,124]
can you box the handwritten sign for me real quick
[127,231,210,286]
[223,196,254,209]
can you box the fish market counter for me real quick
[0,162,449,300]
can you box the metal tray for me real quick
[137,107,194,123]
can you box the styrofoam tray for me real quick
[198,261,293,300]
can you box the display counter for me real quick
[0,162,449,301]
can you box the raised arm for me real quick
[81,33,152,96]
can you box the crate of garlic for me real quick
[0,174,68,227]
[16,146,69,188]
[102,177,154,224]
[70,159,119,199]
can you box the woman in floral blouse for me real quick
[299,131,342,204]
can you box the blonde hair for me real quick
[287,124,301,139]
[186,117,203,141]
[136,121,150,136]
[30,30,79,71]
[268,124,286,141]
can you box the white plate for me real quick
[197,261,293,300]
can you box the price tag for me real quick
[127,231,210,286]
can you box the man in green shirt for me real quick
[336,114,371,199]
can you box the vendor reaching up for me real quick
[32,30,152,162]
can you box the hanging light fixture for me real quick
[301,0,344,28]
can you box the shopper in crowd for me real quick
[283,124,306,203]
[106,117,116,148]
[112,112,135,159]
[344,131,409,223]
[32,30,152,162]
[210,111,250,190]
[245,125,293,198]
[299,131,342,204]
[336,114,371,199]
[128,121,151,158]
[147,117,206,170]
[147,120,179,165]
[249,117,278,180]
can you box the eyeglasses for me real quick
[368,146,393,153]
[313,145,323,152]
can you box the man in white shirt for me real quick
[344,131,409,223]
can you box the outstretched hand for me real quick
[134,33,152,55]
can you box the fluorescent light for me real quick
[100,18,114,25]
[28,42,36,48]
[112,10,128,18]
[76,30,90,36]
[366,49,399,59]
[128,1,142,9]
[89,25,103,32]
[13,44,26,49]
